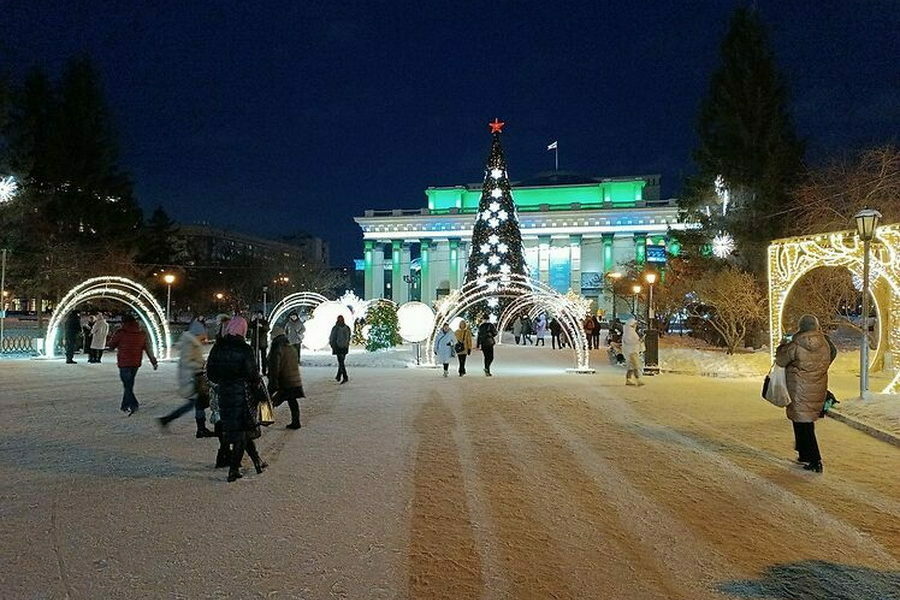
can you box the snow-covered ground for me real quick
[1,346,898,598]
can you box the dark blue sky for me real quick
[3,1,898,264]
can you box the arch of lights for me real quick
[266,291,329,343]
[768,223,900,393]
[44,276,172,360]
[496,295,575,344]
[425,273,593,372]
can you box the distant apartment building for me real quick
[180,224,329,268]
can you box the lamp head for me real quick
[632,284,642,294]
[608,271,623,280]
[644,272,657,285]
[854,207,882,241]
[163,274,176,285]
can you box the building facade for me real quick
[354,173,689,314]
[180,225,329,268]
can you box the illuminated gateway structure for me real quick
[354,172,692,314]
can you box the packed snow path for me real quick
[1,347,898,599]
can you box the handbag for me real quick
[454,340,464,354]
[762,364,792,407]
[252,380,276,427]
[195,372,211,410]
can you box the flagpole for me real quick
[555,146,558,172]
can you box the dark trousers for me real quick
[482,345,494,373]
[89,348,104,363]
[65,336,78,361]
[457,353,467,375]
[792,421,821,464]
[536,337,545,346]
[336,353,348,381]
[551,333,561,349]
[592,332,601,349]
[231,435,262,470]
[514,335,521,345]
[160,397,206,425]
[274,387,303,426]
[119,366,140,412]
[254,346,268,375]
[292,343,302,362]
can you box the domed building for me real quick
[354,172,692,315]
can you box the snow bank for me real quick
[833,394,900,438]
[659,348,770,378]
[299,346,417,369]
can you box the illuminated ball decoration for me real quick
[396,301,436,343]
[0,176,18,204]
[712,232,736,259]
[449,316,464,331]
[302,301,353,350]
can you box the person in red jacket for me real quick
[108,313,158,415]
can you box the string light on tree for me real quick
[463,118,528,321]
[712,231,736,259]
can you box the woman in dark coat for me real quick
[206,316,267,482]
[775,314,837,473]
[329,315,352,384]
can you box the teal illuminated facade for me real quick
[355,174,691,314]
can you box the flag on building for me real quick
[547,141,558,150]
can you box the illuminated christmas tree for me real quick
[464,118,528,322]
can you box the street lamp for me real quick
[606,271,623,322]
[162,273,176,323]
[854,207,881,398]
[631,284,642,316]
[644,272,658,326]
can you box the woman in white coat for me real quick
[434,323,456,377]
[622,318,644,386]
[89,313,110,363]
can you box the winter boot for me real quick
[215,445,230,469]
[195,418,215,438]
[227,467,242,482]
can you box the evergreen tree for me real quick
[679,7,804,272]
[137,205,185,268]
[463,119,528,322]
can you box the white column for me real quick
[538,235,551,285]
[569,234,582,294]
[372,242,385,299]
[398,243,411,304]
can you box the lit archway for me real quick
[768,223,899,393]
[495,294,583,344]
[426,274,593,372]
[44,276,172,360]
[266,291,329,343]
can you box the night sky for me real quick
[3,1,898,264]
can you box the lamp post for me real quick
[606,271,623,322]
[631,284,642,317]
[163,274,176,323]
[262,285,268,319]
[643,272,659,375]
[854,207,881,398]
[644,272,657,327]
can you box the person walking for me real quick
[434,323,456,377]
[622,318,644,386]
[108,313,159,415]
[512,317,523,345]
[476,316,498,377]
[248,311,270,375]
[158,319,215,437]
[591,315,603,350]
[775,314,837,473]
[206,316,268,482]
[64,310,81,364]
[522,316,533,345]
[329,315,351,384]
[583,315,596,350]
[284,311,305,362]
[82,313,94,355]
[89,312,109,363]
[549,317,563,350]
[267,325,304,429]
[534,314,547,347]
[455,321,474,376]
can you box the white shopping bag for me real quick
[762,365,792,407]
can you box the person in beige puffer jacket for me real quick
[775,314,837,473]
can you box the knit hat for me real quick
[798,314,820,333]
[224,315,248,337]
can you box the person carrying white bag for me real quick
[772,314,837,474]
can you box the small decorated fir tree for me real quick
[463,119,528,321]
[365,300,402,351]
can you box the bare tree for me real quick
[686,266,766,354]
[793,145,899,235]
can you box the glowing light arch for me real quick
[768,223,900,393]
[425,274,593,372]
[44,276,172,360]
[496,295,570,344]
[266,291,329,343]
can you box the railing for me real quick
[0,334,40,355]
